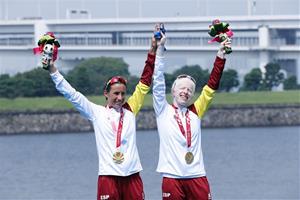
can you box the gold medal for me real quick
[185,152,194,164]
[113,151,124,164]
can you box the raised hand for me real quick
[217,38,232,59]
[154,23,167,57]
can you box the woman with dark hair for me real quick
[47,25,159,200]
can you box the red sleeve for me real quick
[140,53,155,86]
[122,102,132,112]
[207,56,226,90]
[188,104,197,115]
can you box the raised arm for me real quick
[126,30,158,115]
[49,64,96,121]
[194,39,231,118]
[152,27,167,116]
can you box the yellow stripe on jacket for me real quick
[127,82,150,116]
[194,85,216,119]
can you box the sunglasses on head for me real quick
[104,76,127,91]
[176,74,196,84]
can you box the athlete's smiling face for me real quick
[172,78,195,107]
[104,83,127,109]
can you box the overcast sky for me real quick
[0,0,299,20]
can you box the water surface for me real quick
[0,126,299,200]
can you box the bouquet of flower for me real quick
[33,32,60,70]
[208,19,233,54]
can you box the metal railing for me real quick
[57,36,260,47]
[0,38,33,46]
[2,34,300,47]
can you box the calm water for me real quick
[0,127,299,200]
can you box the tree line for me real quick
[0,57,299,98]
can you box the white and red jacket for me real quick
[51,53,155,176]
[153,54,225,178]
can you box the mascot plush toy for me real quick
[208,19,233,54]
[154,23,166,51]
[33,32,60,70]
[154,23,166,39]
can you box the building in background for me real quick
[0,0,299,84]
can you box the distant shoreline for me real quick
[0,104,299,135]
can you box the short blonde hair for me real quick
[171,74,196,94]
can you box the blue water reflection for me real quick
[0,126,299,200]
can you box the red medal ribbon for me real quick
[116,109,124,148]
[172,105,191,147]
[107,106,124,148]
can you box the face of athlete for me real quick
[104,83,127,110]
[172,78,195,107]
